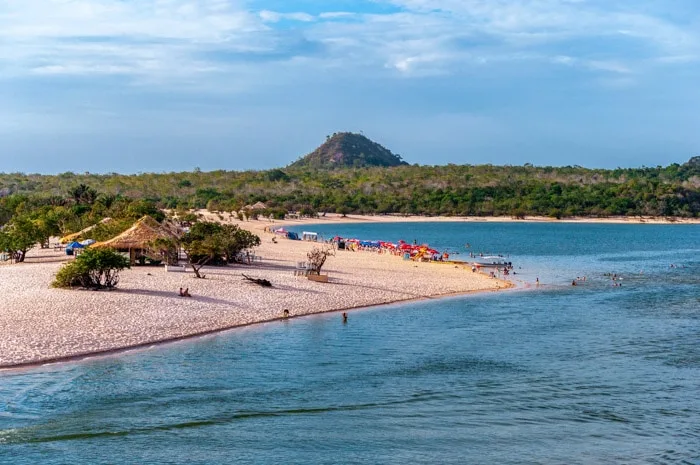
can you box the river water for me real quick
[1,223,698,464]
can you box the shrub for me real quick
[53,248,130,289]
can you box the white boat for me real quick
[471,255,509,267]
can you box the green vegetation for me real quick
[179,222,262,278]
[53,249,130,289]
[0,217,35,262]
[0,153,698,244]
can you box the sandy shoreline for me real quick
[4,213,693,369]
[269,213,700,225]
[0,215,515,369]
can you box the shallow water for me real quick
[1,223,698,464]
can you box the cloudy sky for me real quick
[1,0,699,173]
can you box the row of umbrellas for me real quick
[335,237,439,256]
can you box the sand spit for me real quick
[264,213,700,225]
[0,220,510,369]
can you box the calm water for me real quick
[1,223,698,464]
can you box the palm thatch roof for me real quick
[244,201,268,210]
[60,217,112,244]
[92,216,182,250]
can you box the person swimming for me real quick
[342,312,348,323]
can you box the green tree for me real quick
[180,222,260,278]
[53,248,130,289]
[180,221,223,278]
[222,224,261,263]
[0,214,41,262]
[69,184,98,205]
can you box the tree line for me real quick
[0,160,698,232]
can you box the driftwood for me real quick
[242,274,272,287]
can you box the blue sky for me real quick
[1,0,699,173]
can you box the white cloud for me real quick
[0,0,697,86]
[0,0,260,41]
[586,60,632,74]
[259,10,315,23]
[551,56,633,74]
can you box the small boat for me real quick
[472,255,509,267]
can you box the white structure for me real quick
[301,231,318,241]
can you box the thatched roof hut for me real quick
[60,217,112,244]
[244,201,268,210]
[92,216,181,250]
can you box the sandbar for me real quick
[0,215,514,369]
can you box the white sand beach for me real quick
[0,215,513,368]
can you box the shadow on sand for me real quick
[111,288,241,307]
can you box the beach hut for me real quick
[244,201,268,211]
[91,216,182,265]
[60,217,112,244]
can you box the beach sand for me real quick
[0,216,512,368]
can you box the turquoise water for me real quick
[1,223,699,464]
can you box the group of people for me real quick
[178,287,192,297]
[569,273,625,287]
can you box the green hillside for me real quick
[289,132,408,169]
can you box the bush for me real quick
[307,246,335,274]
[53,248,130,289]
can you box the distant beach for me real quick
[282,213,700,225]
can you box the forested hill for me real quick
[289,132,408,169]
[0,159,699,219]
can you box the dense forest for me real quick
[0,158,698,223]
